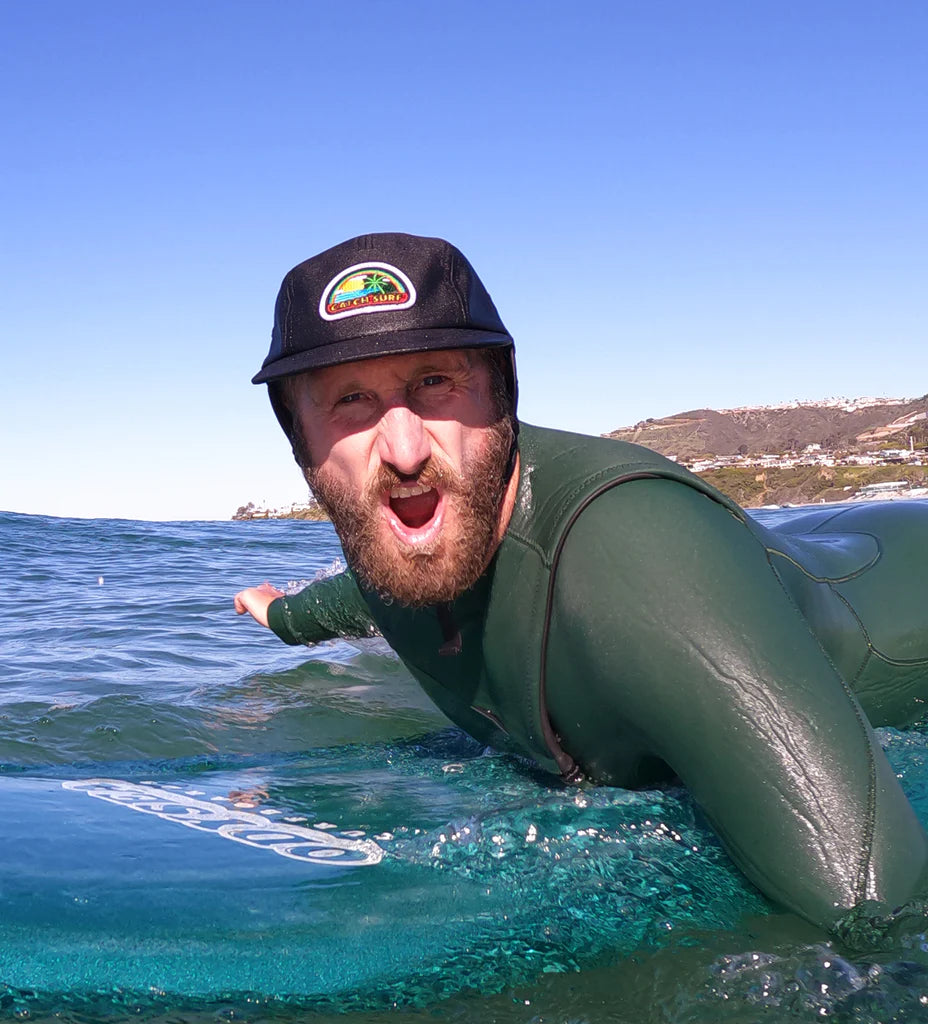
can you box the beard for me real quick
[305,419,514,608]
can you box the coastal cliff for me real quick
[232,500,329,522]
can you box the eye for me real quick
[336,391,363,406]
[420,374,448,388]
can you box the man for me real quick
[236,232,928,933]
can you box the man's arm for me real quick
[235,571,378,645]
[547,478,928,930]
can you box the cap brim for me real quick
[252,328,513,384]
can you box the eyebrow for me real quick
[322,355,473,397]
[406,353,473,376]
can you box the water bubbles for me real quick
[284,558,347,594]
[700,942,928,1020]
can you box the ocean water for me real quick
[2,507,928,1023]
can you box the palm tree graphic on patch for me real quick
[362,271,398,295]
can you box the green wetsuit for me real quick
[267,423,928,930]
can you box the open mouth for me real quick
[388,483,440,530]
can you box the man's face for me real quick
[289,349,514,607]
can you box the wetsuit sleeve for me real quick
[266,571,377,645]
[547,478,928,930]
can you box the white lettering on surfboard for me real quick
[61,778,384,866]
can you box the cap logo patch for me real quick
[319,262,416,321]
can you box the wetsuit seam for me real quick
[764,547,878,905]
[472,705,506,731]
[503,528,549,565]
[827,585,876,654]
[806,506,859,532]
[865,648,928,668]
[800,576,928,666]
[850,652,878,903]
[766,541,928,664]
[766,542,880,583]
[775,531,928,664]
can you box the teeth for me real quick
[390,483,431,499]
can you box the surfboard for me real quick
[0,733,766,1016]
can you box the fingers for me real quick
[233,585,282,628]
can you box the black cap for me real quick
[253,232,513,384]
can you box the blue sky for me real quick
[2,1,926,521]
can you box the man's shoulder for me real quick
[517,422,677,475]
[507,422,741,557]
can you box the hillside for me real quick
[605,396,928,459]
[696,463,928,509]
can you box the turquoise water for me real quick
[2,508,927,1022]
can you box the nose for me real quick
[376,405,431,477]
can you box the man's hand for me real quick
[234,582,285,628]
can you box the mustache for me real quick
[368,455,463,499]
